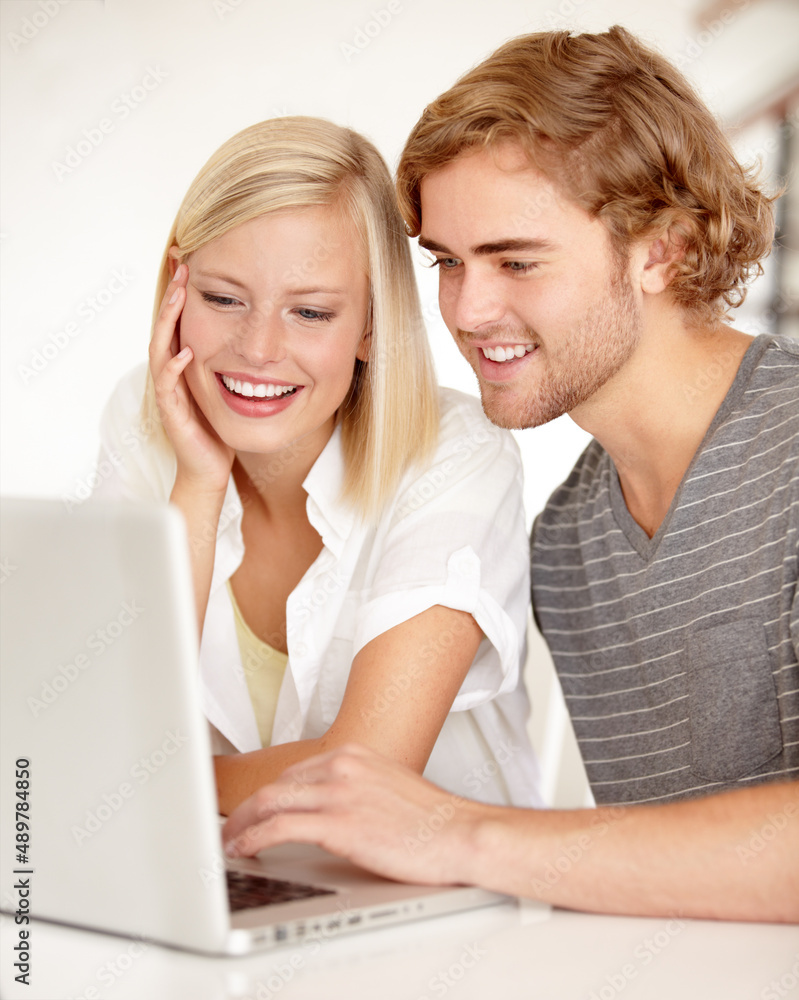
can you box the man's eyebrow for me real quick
[418,236,452,255]
[472,237,557,256]
[418,236,557,256]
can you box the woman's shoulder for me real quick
[100,362,150,429]
[435,385,520,457]
[380,385,526,542]
[386,385,522,510]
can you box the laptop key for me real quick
[226,870,336,912]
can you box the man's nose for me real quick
[440,266,506,335]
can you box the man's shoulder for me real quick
[762,333,799,361]
[739,333,799,393]
[718,334,799,442]
[530,438,608,550]
[539,438,607,510]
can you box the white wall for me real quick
[3,0,796,522]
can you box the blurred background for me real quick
[2,0,797,510]
[2,0,797,803]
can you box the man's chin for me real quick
[478,384,560,431]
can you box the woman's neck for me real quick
[232,419,335,518]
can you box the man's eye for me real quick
[504,261,537,273]
[432,257,461,270]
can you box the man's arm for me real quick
[222,743,799,923]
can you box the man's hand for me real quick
[222,743,489,886]
[221,744,799,922]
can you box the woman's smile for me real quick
[177,204,370,461]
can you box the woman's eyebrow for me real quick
[192,269,346,297]
[284,286,347,296]
[191,268,249,289]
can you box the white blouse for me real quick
[91,364,543,807]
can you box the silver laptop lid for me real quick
[0,497,232,953]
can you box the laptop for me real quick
[0,496,523,955]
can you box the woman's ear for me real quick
[356,305,372,362]
[167,246,182,278]
[356,330,371,363]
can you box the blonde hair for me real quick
[397,26,776,325]
[145,117,438,517]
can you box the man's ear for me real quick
[639,228,686,295]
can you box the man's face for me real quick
[419,144,644,429]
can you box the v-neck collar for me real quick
[608,334,770,561]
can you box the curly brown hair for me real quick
[397,26,777,325]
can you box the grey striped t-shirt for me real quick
[531,334,799,806]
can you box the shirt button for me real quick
[294,642,308,657]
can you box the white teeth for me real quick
[481,344,535,363]
[221,375,298,398]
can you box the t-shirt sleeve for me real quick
[350,390,530,711]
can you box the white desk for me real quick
[2,903,798,999]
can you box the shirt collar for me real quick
[210,474,246,593]
[212,423,357,585]
[302,424,358,559]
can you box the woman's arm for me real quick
[214,604,483,814]
[149,262,235,632]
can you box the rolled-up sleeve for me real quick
[351,388,530,710]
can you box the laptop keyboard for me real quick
[226,869,336,912]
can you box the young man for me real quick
[223,26,799,921]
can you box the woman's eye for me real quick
[296,308,333,322]
[201,292,240,308]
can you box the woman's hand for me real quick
[149,263,234,495]
[151,263,235,634]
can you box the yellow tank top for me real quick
[226,581,288,748]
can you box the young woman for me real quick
[92,117,542,815]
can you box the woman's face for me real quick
[176,204,370,464]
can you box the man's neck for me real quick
[570,320,754,538]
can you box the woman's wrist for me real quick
[170,473,228,511]
[170,476,228,558]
